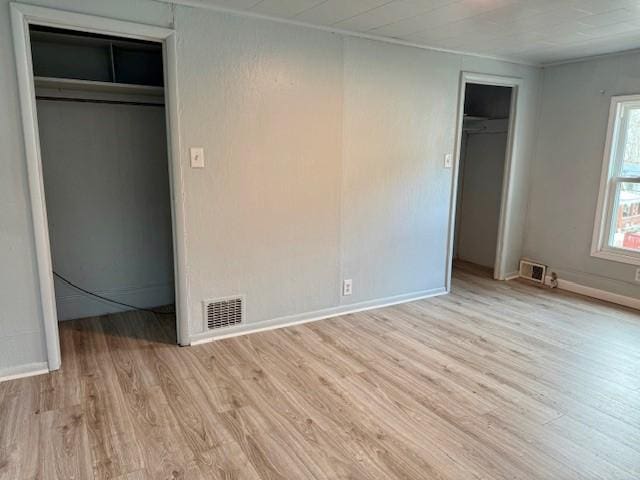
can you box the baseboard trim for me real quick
[190,287,447,345]
[544,275,640,311]
[504,271,520,281]
[56,282,174,321]
[0,362,49,383]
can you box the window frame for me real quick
[592,94,640,266]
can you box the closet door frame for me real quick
[11,2,190,371]
[445,72,522,291]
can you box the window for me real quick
[592,95,640,265]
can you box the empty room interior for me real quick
[2,1,640,479]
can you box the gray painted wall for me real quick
[0,0,542,375]
[341,38,457,302]
[37,99,174,320]
[524,52,640,298]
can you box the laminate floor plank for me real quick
[392,307,640,414]
[2,266,640,479]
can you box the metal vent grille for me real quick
[204,296,244,330]
[519,260,547,284]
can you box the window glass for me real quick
[610,182,640,252]
[593,96,640,264]
[621,107,640,177]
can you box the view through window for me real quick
[610,106,640,252]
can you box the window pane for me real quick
[621,107,640,177]
[610,182,640,251]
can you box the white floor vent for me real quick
[519,259,547,284]
[203,296,244,331]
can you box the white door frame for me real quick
[10,2,190,371]
[445,71,522,291]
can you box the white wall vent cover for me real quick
[519,260,547,284]
[203,295,245,331]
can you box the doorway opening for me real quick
[451,78,516,283]
[31,25,177,344]
[12,4,189,372]
[32,25,177,351]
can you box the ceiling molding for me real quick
[154,0,540,68]
[542,46,640,68]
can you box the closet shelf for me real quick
[34,76,164,97]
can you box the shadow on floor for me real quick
[59,305,177,346]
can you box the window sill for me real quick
[591,248,640,266]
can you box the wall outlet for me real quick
[636,268,640,283]
[342,279,353,296]
[190,147,205,168]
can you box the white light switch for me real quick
[444,153,453,169]
[190,147,205,169]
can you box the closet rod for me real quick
[35,96,164,107]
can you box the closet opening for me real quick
[452,81,514,280]
[30,25,178,345]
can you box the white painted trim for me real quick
[11,3,61,371]
[11,3,173,40]
[544,275,640,311]
[504,271,520,281]
[154,0,536,68]
[592,249,640,266]
[494,81,522,281]
[191,287,447,345]
[56,281,173,302]
[163,27,191,347]
[10,3,191,373]
[591,94,640,267]
[446,72,523,291]
[0,362,49,383]
[56,282,174,321]
[591,95,620,261]
[542,47,640,68]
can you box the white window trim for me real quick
[591,94,640,266]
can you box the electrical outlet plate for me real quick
[343,279,353,296]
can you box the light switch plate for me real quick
[190,147,205,169]
[444,153,453,169]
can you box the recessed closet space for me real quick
[454,83,513,273]
[31,25,176,332]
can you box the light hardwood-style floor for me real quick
[2,265,640,479]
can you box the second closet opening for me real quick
[453,82,514,278]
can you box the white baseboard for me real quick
[544,275,640,311]
[504,271,520,281]
[0,362,49,383]
[56,282,174,320]
[190,287,447,345]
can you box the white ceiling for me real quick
[185,0,640,65]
